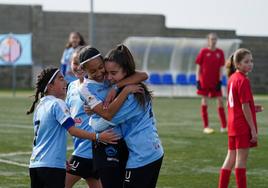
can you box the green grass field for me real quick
[0,91,267,188]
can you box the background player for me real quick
[218,48,262,188]
[196,32,227,134]
[60,32,86,84]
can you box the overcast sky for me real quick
[1,0,267,36]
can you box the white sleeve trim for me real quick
[79,82,102,109]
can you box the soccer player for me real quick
[93,44,164,188]
[60,32,86,83]
[65,47,102,188]
[218,48,262,188]
[78,45,148,188]
[27,68,118,188]
[196,33,227,134]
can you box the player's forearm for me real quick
[196,65,201,80]
[101,88,130,120]
[116,71,148,88]
[242,103,256,132]
[68,126,96,141]
[219,67,224,80]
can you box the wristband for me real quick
[112,84,119,92]
[95,133,99,142]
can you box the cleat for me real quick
[220,127,227,133]
[203,127,215,134]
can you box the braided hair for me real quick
[26,68,59,115]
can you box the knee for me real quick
[201,98,207,106]
[235,158,247,168]
[217,98,224,107]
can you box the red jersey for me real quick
[196,48,225,89]
[227,71,257,136]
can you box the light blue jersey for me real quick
[66,80,94,159]
[29,95,74,169]
[60,47,77,83]
[79,78,125,137]
[92,97,164,168]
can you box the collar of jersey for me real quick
[84,78,105,85]
[40,95,56,102]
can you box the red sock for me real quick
[218,168,231,188]
[235,168,247,188]
[218,107,227,128]
[201,105,208,128]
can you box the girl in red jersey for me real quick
[218,48,263,188]
[196,33,227,134]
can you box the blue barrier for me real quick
[162,73,173,85]
[188,74,196,85]
[176,74,188,85]
[149,73,162,85]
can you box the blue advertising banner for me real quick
[0,34,32,65]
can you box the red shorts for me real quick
[228,134,257,150]
[197,88,222,98]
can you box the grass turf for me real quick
[0,91,267,188]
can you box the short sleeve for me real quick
[195,49,204,65]
[238,79,252,104]
[79,83,102,109]
[53,100,74,130]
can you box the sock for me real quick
[235,168,247,188]
[218,107,227,128]
[218,168,231,188]
[201,105,208,128]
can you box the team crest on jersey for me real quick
[105,146,117,157]
[216,53,221,58]
[74,118,82,125]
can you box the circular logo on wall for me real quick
[0,36,22,64]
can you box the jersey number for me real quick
[33,120,40,146]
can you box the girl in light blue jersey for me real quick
[65,47,102,188]
[60,32,86,83]
[27,67,119,188]
[78,46,148,188]
[101,44,164,188]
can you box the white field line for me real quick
[0,159,28,167]
[0,124,32,129]
[0,146,74,167]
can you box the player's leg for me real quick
[218,135,237,188]
[65,173,81,188]
[217,96,227,132]
[29,168,44,188]
[85,177,102,188]
[235,146,249,188]
[201,96,214,134]
[38,167,66,188]
[123,157,163,188]
[218,150,236,188]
